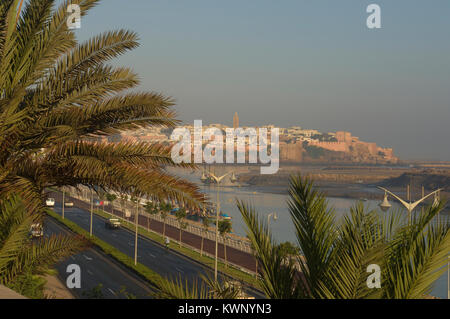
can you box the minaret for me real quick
[233,112,239,129]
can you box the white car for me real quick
[45,198,55,207]
[64,201,74,207]
[105,218,121,229]
[30,223,43,238]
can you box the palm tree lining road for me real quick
[52,202,205,283]
[44,217,153,299]
[48,195,265,298]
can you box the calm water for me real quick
[171,169,449,298]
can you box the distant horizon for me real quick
[72,0,450,161]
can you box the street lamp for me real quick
[267,212,278,228]
[90,188,93,237]
[377,186,443,223]
[62,187,65,220]
[204,170,235,282]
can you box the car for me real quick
[45,198,55,207]
[105,218,121,229]
[64,201,74,207]
[30,223,43,238]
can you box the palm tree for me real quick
[238,175,450,299]
[0,0,205,214]
[175,208,187,247]
[153,272,241,299]
[105,193,117,215]
[200,217,211,256]
[0,1,205,298]
[276,241,299,261]
[0,195,87,297]
[218,219,232,269]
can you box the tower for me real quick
[233,112,239,129]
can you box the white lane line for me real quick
[148,253,155,258]
[83,255,93,261]
[70,256,75,261]
[175,267,184,273]
[108,288,117,296]
[87,270,93,276]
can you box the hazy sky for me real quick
[73,0,450,161]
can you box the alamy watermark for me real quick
[367,4,381,29]
[67,4,81,29]
[366,264,381,289]
[170,120,280,175]
[65,3,381,31]
[66,264,81,289]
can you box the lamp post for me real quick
[135,198,139,266]
[205,171,235,282]
[448,255,449,300]
[62,187,65,220]
[90,188,93,237]
[267,212,278,228]
[377,186,443,223]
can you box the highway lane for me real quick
[45,217,153,299]
[52,203,211,284]
[50,202,265,298]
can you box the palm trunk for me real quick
[179,228,182,247]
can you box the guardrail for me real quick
[64,187,258,278]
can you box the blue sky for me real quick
[71,0,450,160]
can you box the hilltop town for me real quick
[99,113,398,165]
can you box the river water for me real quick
[172,169,449,299]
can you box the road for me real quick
[49,200,264,298]
[45,217,154,299]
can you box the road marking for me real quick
[87,270,93,276]
[111,234,117,237]
[83,255,93,261]
[70,256,75,261]
[148,253,155,258]
[175,267,184,273]
[108,288,117,296]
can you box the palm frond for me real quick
[238,200,303,299]
[287,176,338,298]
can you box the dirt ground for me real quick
[43,274,75,299]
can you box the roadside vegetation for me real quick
[47,209,250,299]
[0,196,87,298]
[91,207,261,289]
